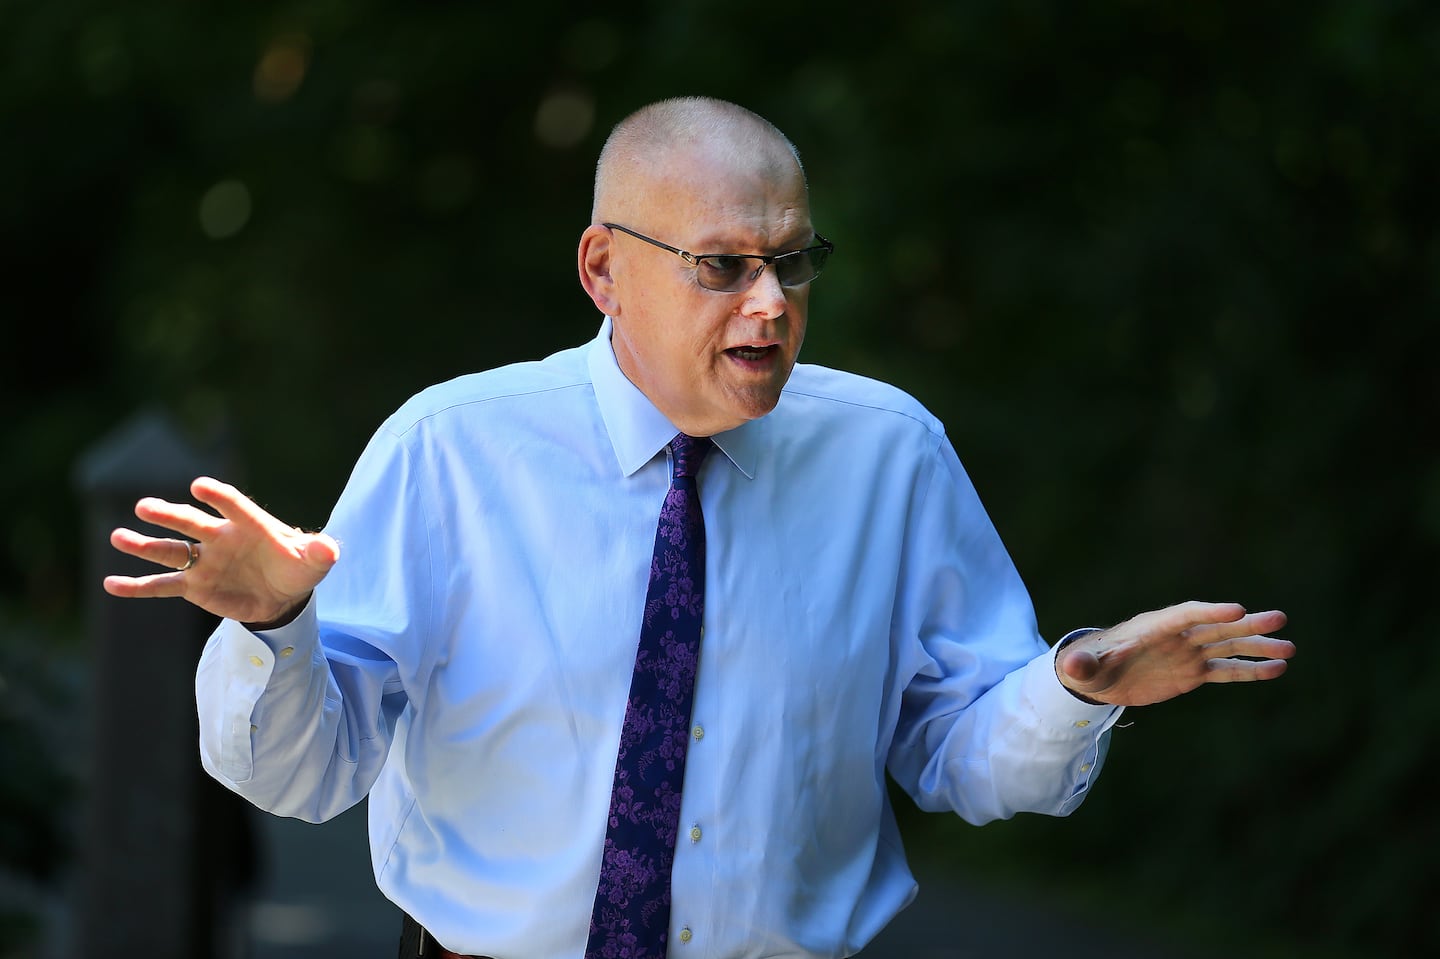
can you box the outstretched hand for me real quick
[1056,601,1293,707]
[103,476,338,628]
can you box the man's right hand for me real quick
[104,475,339,629]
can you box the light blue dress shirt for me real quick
[197,319,1122,958]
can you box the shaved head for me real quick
[592,97,806,224]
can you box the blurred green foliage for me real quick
[2,0,1436,956]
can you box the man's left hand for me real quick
[1056,602,1293,707]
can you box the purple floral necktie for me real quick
[586,433,712,959]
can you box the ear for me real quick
[578,224,621,316]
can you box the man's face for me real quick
[604,149,814,437]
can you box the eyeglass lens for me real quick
[696,247,830,293]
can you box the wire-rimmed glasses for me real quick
[603,223,834,293]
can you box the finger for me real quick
[132,496,225,541]
[1185,609,1289,646]
[1205,636,1297,662]
[1130,601,1249,639]
[193,476,341,571]
[102,570,189,599]
[190,476,289,535]
[110,527,199,571]
[1205,656,1291,684]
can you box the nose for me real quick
[738,263,788,319]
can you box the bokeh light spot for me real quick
[534,90,595,149]
[198,180,253,239]
[254,34,311,102]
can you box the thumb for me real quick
[301,533,340,571]
[1059,645,1102,685]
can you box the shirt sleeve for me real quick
[196,424,427,823]
[885,435,1124,825]
[195,598,408,823]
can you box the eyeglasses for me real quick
[603,222,834,293]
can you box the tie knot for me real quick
[669,433,712,481]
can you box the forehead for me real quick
[645,145,812,251]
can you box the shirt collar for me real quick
[586,317,762,480]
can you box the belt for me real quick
[400,912,495,959]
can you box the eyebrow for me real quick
[688,230,817,256]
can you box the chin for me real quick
[732,390,784,424]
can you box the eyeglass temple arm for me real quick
[601,223,701,264]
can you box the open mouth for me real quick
[725,344,778,362]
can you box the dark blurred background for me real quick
[2,1,1436,957]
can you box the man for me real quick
[105,97,1293,958]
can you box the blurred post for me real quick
[72,410,251,959]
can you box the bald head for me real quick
[591,97,806,224]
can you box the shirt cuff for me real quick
[1022,633,1123,730]
[204,597,322,784]
[211,596,321,696]
[240,594,320,666]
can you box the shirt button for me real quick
[1080,763,1092,773]
[692,725,705,742]
[279,646,295,658]
[1073,719,1091,728]
[689,825,702,843]
[678,928,693,943]
[248,655,264,668]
